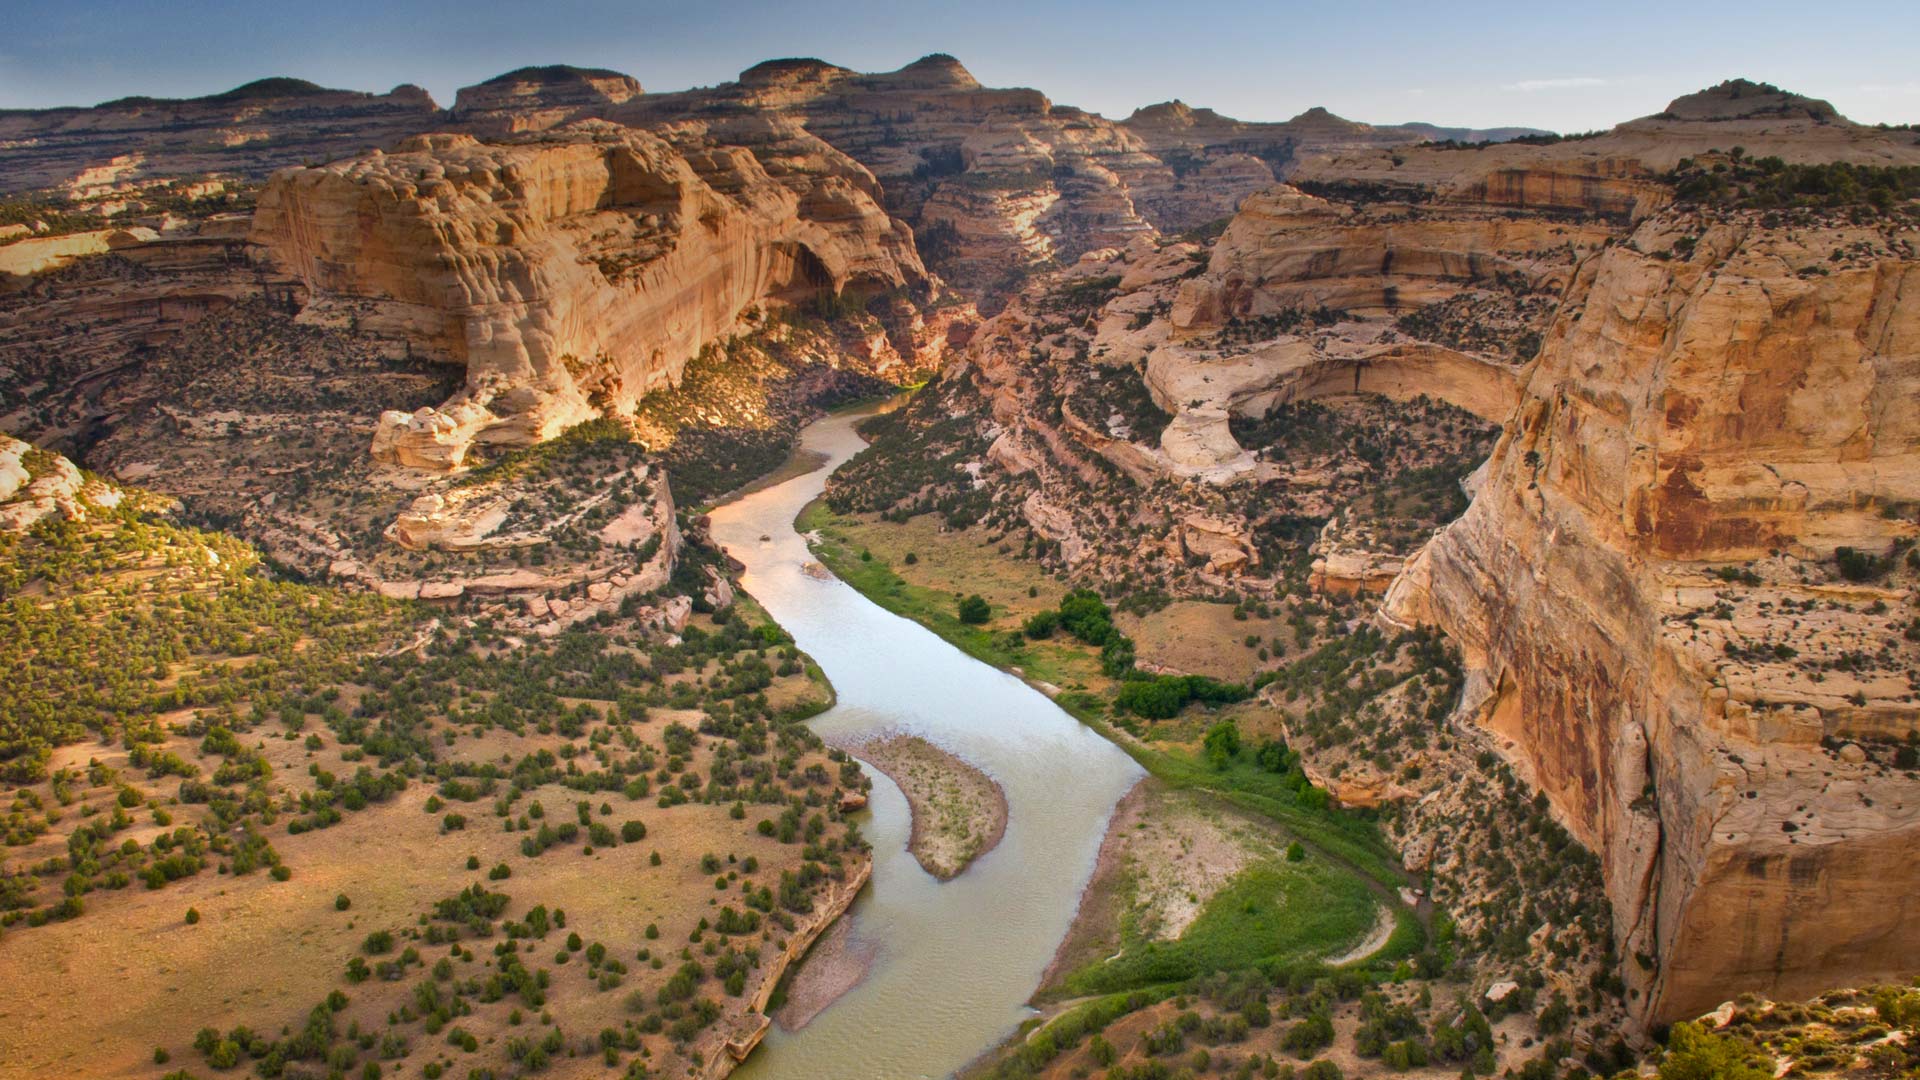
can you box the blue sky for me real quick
[2,0,1915,131]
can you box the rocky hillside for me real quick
[1293,80,1920,218]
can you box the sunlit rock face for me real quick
[253,124,925,467]
[1386,210,1920,1023]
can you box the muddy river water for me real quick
[708,407,1144,1079]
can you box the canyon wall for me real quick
[251,124,925,467]
[1385,211,1920,1022]
[0,79,440,195]
[1170,187,1613,322]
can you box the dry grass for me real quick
[1118,602,1293,684]
[0,645,858,1080]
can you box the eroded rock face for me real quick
[1172,187,1612,324]
[0,226,161,277]
[1384,210,1920,1023]
[0,79,440,195]
[1120,100,1541,231]
[449,65,645,136]
[1293,83,1920,220]
[600,56,1551,294]
[253,123,926,467]
[0,437,124,530]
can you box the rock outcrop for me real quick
[253,123,926,467]
[603,56,1551,292]
[0,226,160,277]
[0,437,124,530]
[1293,82,1920,220]
[1120,100,1541,231]
[449,65,645,136]
[1383,208,1920,1023]
[0,79,440,195]
[1171,186,1612,323]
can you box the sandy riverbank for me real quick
[772,910,881,1031]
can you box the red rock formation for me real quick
[1385,209,1920,1023]
[252,124,925,466]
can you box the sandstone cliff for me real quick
[828,81,1920,1028]
[1294,81,1920,220]
[602,56,1549,292]
[1119,100,1536,230]
[251,123,926,467]
[449,65,646,137]
[1384,208,1920,1022]
[0,78,440,195]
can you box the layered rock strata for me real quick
[0,79,440,194]
[1384,209,1920,1022]
[251,125,925,467]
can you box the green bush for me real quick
[1021,609,1060,639]
[1203,721,1241,769]
[1658,1022,1771,1080]
[1116,674,1250,720]
[1835,545,1890,582]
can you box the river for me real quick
[707,406,1145,1080]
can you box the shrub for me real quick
[1116,674,1250,720]
[1658,1022,1771,1080]
[1022,609,1060,639]
[1116,676,1189,720]
[957,595,991,624]
[1835,545,1890,582]
[1537,991,1571,1035]
[1283,1012,1335,1057]
[1203,721,1240,769]
[1057,589,1117,645]
[206,1038,241,1069]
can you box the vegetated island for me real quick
[844,732,1009,881]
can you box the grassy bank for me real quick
[797,499,1423,946]
[1063,858,1376,996]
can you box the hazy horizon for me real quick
[3,0,1917,133]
